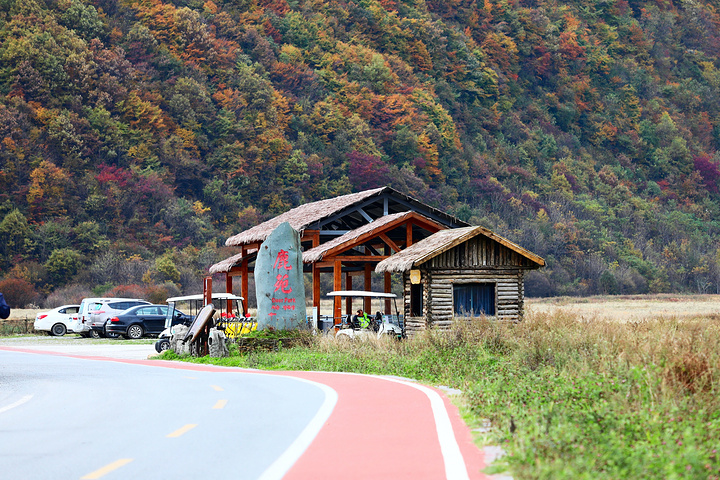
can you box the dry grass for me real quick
[527,293,720,322]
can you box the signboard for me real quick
[184,304,215,342]
[255,222,307,330]
[410,270,421,285]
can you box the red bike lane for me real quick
[1,347,491,479]
[280,370,489,480]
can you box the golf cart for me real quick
[326,290,405,340]
[154,293,255,353]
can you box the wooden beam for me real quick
[314,212,446,260]
[317,255,390,263]
[379,233,400,253]
[406,222,413,247]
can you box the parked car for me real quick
[106,304,191,339]
[33,305,81,336]
[88,298,150,338]
[70,298,149,337]
[69,298,111,337]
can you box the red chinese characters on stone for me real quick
[274,273,292,294]
[269,248,294,319]
[273,250,293,271]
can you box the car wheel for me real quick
[127,324,144,339]
[51,323,67,337]
[89,329,104,339]
[155,339,170,353]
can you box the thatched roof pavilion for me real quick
[211,187,468,321]
[225,186,466,247]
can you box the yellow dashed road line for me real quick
[211,385,224,391]
[166,424,197,438]
[213,399,228,409]
[80,458,133,479]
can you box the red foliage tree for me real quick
[348,151,391,190]
[0,278,39,308]
[694,154,720,194]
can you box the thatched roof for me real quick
[303,211,417,263]
[375,226,546,273]
[225,188,385,246]
[208,250,256,274]
[224,186,467,247]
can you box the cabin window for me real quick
[410,283,423,316]
[453,283,496,316]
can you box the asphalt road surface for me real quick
[0,344,489,480]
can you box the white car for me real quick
[34,305,81,336]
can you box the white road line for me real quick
[383,378,471,480]
[257,379,338,480]
[0,395,33,414]
[347,373,471,480]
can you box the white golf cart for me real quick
[154,293,254,353]
[326,290,405,340]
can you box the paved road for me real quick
[0,344,489,479]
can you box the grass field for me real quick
[527,294,720,322]
[162,294,720,479]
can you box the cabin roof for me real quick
[375,226,546,273]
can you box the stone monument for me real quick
[255,222,307,330]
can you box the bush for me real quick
[0,277,40,307]
[43,283,93,308]
[105,284,148,299]
[146,282,182,304]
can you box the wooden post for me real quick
[240,253,249,308]
[225,274,233,314]
[345,272,353,316]
[333,259,342,325]
[406,222,413,247]
[384,243,391,313]
[313,264,320,318]
[311,233,321,317]
[203,276,212,306]
[364,263,372,313]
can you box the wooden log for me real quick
[431,294,453,299]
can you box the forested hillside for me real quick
[1,0,720,306]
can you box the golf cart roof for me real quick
[326,290,397,299]
[166,293,245,303]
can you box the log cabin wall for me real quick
[401,235,534,338]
